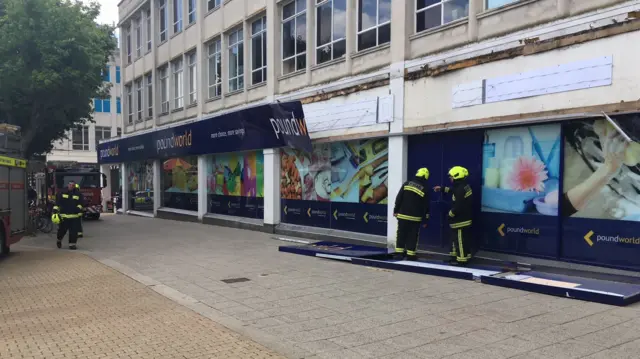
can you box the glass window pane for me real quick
[334,0,347,40]
[317,47,331,64]
[487,0,517,9]
[296,0,306,12]
[416,4,441,32]
[283,2,295,19]
[378,23,390,45]
[357,27,376,51]
[358,0,377,31]
[262,35,267,67]
[333,39,346,59]
[443,0,469,24]
[252,19,263,34]
[283,58,296,74]
[252,70,263,85]
[379,0,391,23]
[417,0,439,10]
[296,54,306,71]
[252,35,263,70]
[316,3,332,46]
[296,15,307,53]
[282,20,295,58]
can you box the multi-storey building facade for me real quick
[107,0,640,270]
[48,52,124,166]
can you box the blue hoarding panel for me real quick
[97,101,311,164]
[162,192,198,212]
[480,212,559,258]
[208,194,264,219]
[279,241,388,258]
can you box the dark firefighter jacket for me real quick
[393,177,430,222]
[444,179,473,228]
[53,188,84,218]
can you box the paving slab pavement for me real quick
[0,247,284,359]
[16,214,640,358]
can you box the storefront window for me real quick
[206,151,264,218]
[280,139,389,235]
[161,156,198,211]
[128,160,155,212]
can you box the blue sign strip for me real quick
[97,101,311,164]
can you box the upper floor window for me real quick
[357,0,391,51]
[159,0,168,42]
[316,0,346,64]
[416,0,469,33]
[159,65,169,113]
[207,40,222,99]
[94,98,111,113]
[282,0,307,75]
[145,73,153,117]
[188,0,196,24]
[146,9,152,51]
[228,28,244,93]
[93,98,102,112]
[135,17,142,58]
[125,84,133,124]
[102,65,111,82]
[208,0,221,11]
[116,97,122,114]
[72,126,90,151]
[117,127,122,137]
[172,58,184,109]
[126,27,132,63]
[187,52,197,105]
[95,126,111,147]
[116,66,121,83]
[251,16,267,85]
[135,78,143,122]
[486,0,517,9]
[173,0,183,33]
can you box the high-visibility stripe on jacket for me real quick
[393,177,430,222]
[445,179,473,228]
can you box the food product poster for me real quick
[280,139,389,204]
[481,124,561,216]
[206,151,264,198]
[563,116,640,221]
[162,156,199,193]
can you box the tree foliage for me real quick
[0,0,116,158]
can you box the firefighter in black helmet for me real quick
[392,168,431,261]
[434,166,473,264]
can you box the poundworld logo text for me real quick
[157,130,192,153]
[597,235,640,245]
[99,145,119,159]
[270,115,308,140]
[498,223,540,237]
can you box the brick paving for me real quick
[0,248,284,359]
[16,214,640,358]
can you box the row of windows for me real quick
[93,98,122,114]
[101,65,122,84]
[70,126,122,151]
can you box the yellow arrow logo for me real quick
[584,230,594,247]
[498,223,505,237]
[333,209,338,220]
[307,208,311,217]
[284,206,288,214]
[363,212,369,223]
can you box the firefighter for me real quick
[74,183,84,239]
[51,180,84,250]
[434,166,473,264]
[392,168,431,261]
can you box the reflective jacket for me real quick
[53,188,84,218]
[393,177,430,222]
[444,179,473,228]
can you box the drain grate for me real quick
[221,277,251,284]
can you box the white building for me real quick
[109,0,640,270]
[47,52,124,165]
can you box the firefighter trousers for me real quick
[450,225,472,263]
[78,217,84,238]
[57,218,81,244]
[396,219,421,256]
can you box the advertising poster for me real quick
[207,151,264,218]
[480,124,561,257]
[562,115,640,268]
[161,156,198,211]
[280,139,389,235]
[128,160,154,212]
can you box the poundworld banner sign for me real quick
[97,101,311,164]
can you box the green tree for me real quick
[0,0,116,158]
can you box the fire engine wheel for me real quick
[0,229,9,256]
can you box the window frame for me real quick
[159,0,168,42]
[415,0,469,33]
[207,40,222,99]
[173,0,183,34]
[103,65,111,82]
[146,9,152,51]
[135,17,142,57]
[145,73,153,117]
[251,16,267,86]
[281,0,307,75]
[207,0,221,11]
[315,0,347,64]
[116,97,122,114]
[72,126,90,151]
[103,98,111,113]
[93,98,103,113]
[126,84,133,124]
[159,65,170,113]
[172,58,184,109]
[188,0,196,24]
[227,28,244,93]
[95,126,111,148]
[126,27,132,63]
[187,52,197,105]
[116,66,121,83]
[135,78,143,122]
[356,0,391,52]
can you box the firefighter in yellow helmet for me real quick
[52,180,84,250]
[434,166,473,264]
[74,183,84,239]
[392,168,431,261]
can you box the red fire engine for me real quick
[0,124,28,255]
[46,166,107,219]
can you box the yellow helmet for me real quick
[448,166,469,180]
[416,168,429,179]
[51,213,61,224]
[75,183,80,189]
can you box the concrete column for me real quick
[197,155,207,219]
[305,0,314,85]
[390,0,413,63]
[100,164,112,211]
[242,19,250,101]
[153,159,161,215]
[266,0,278,97]
[121,162,129,213]
[263,148,281,229]
[557,0,570,16]
[468,0,482,42]
[386,136,408,249]
[345,0,355,74]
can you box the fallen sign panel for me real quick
[278,241,389,261]
[481,271,640,306]
[351,258,502,280]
